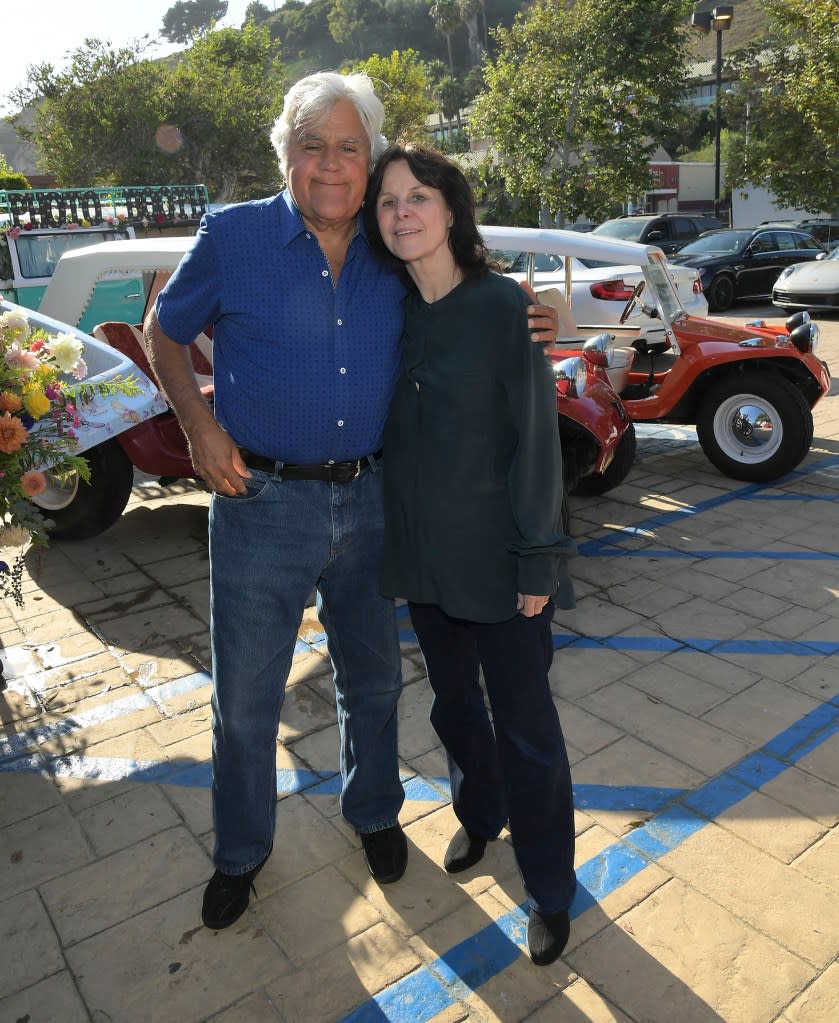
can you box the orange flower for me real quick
[0,412,28,453]
[0,391,23,413]
[20,470,46,496]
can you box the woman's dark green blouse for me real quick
[381,271,575,624]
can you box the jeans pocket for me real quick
[214,473,272,503]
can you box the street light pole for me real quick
[714,25,723,218]
[691,5,734,221]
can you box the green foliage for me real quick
[11,27,286,201]
[0,154,30,190]
[161,0,229,44]
[350,50,434,143]
[438,128,470,154]
[725,0,839,214]
[329,0,384,59]
[469,0,693,225]
[465,157,539,226]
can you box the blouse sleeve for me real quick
[503,289,576,609]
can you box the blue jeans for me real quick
[208,462,404,874]
[408,601,576,916]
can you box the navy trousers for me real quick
[409,601,576,915]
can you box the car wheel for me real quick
[696,371,813,482]
[707,274,735,312]
[571,422,637,497]
[31,439,135,540]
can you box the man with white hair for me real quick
[145,71,558,931]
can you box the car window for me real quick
[14,229,122,279]
[793,233,823,251]
[593,220,648,241]
[644,220,670,240]
[671,218,697,241]
[750,232,780,253]
[679,231,749,255]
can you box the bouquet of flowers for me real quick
[0,308,141,606]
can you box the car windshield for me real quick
[592,220,647,241]
[677,231,752,256]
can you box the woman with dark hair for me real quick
[365,144,577,966]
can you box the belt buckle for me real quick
[353,458,363,479]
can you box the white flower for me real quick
[48,333,85,374]
[0,309,31,343]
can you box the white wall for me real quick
[731,186,820,227]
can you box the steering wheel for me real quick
[620,280,647,324]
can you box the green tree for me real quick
[469,0,692,226]
[350,50,434,143]
[430,0,462,74]
[10,27,286,200]
[11,41,172,184]
[161,0,229,44]
[435,75,467,134]
[724,0,839,213]
[167,25,287,199]
[328,0,385,59]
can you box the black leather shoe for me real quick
[527,908,570,966]
[201,846,272,930]
[360,825,407,884]
[444,826,488,873]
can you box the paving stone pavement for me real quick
[2,307,838,1023]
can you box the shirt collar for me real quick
[280,188,368,248]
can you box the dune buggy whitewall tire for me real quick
[31,439,135,540]
[696,371,814,482]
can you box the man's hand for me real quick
[519,279,559,344]
[517,593,550,618]
[186,421,250,495]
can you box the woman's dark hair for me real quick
[364,144,490,283]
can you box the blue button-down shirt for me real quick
[155,190,406,463]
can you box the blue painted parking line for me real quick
[0,670,211,763]
[335,691,839,1023]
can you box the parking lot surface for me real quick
[2,306,838,1022]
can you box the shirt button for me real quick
[321,270,329,277]
[339,367,347,374]
[337,420,344,427]
[337,318,343,325]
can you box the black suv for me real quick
[592,213,722,255]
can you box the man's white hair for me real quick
[270,71,388,177]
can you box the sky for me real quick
[0,0,258,115]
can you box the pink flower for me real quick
[20,470,47,497]
[8,226,21,239]
[29,338,45,352]
[72,357,88,380]
[5,343,40,372]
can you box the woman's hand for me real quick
[517,593,551,617]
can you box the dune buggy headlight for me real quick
[554,356,588,397]
[581,331,615,367]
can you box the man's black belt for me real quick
[239,449,381,482]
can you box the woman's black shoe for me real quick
[527,908,570,965]
[444,826,488,873]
